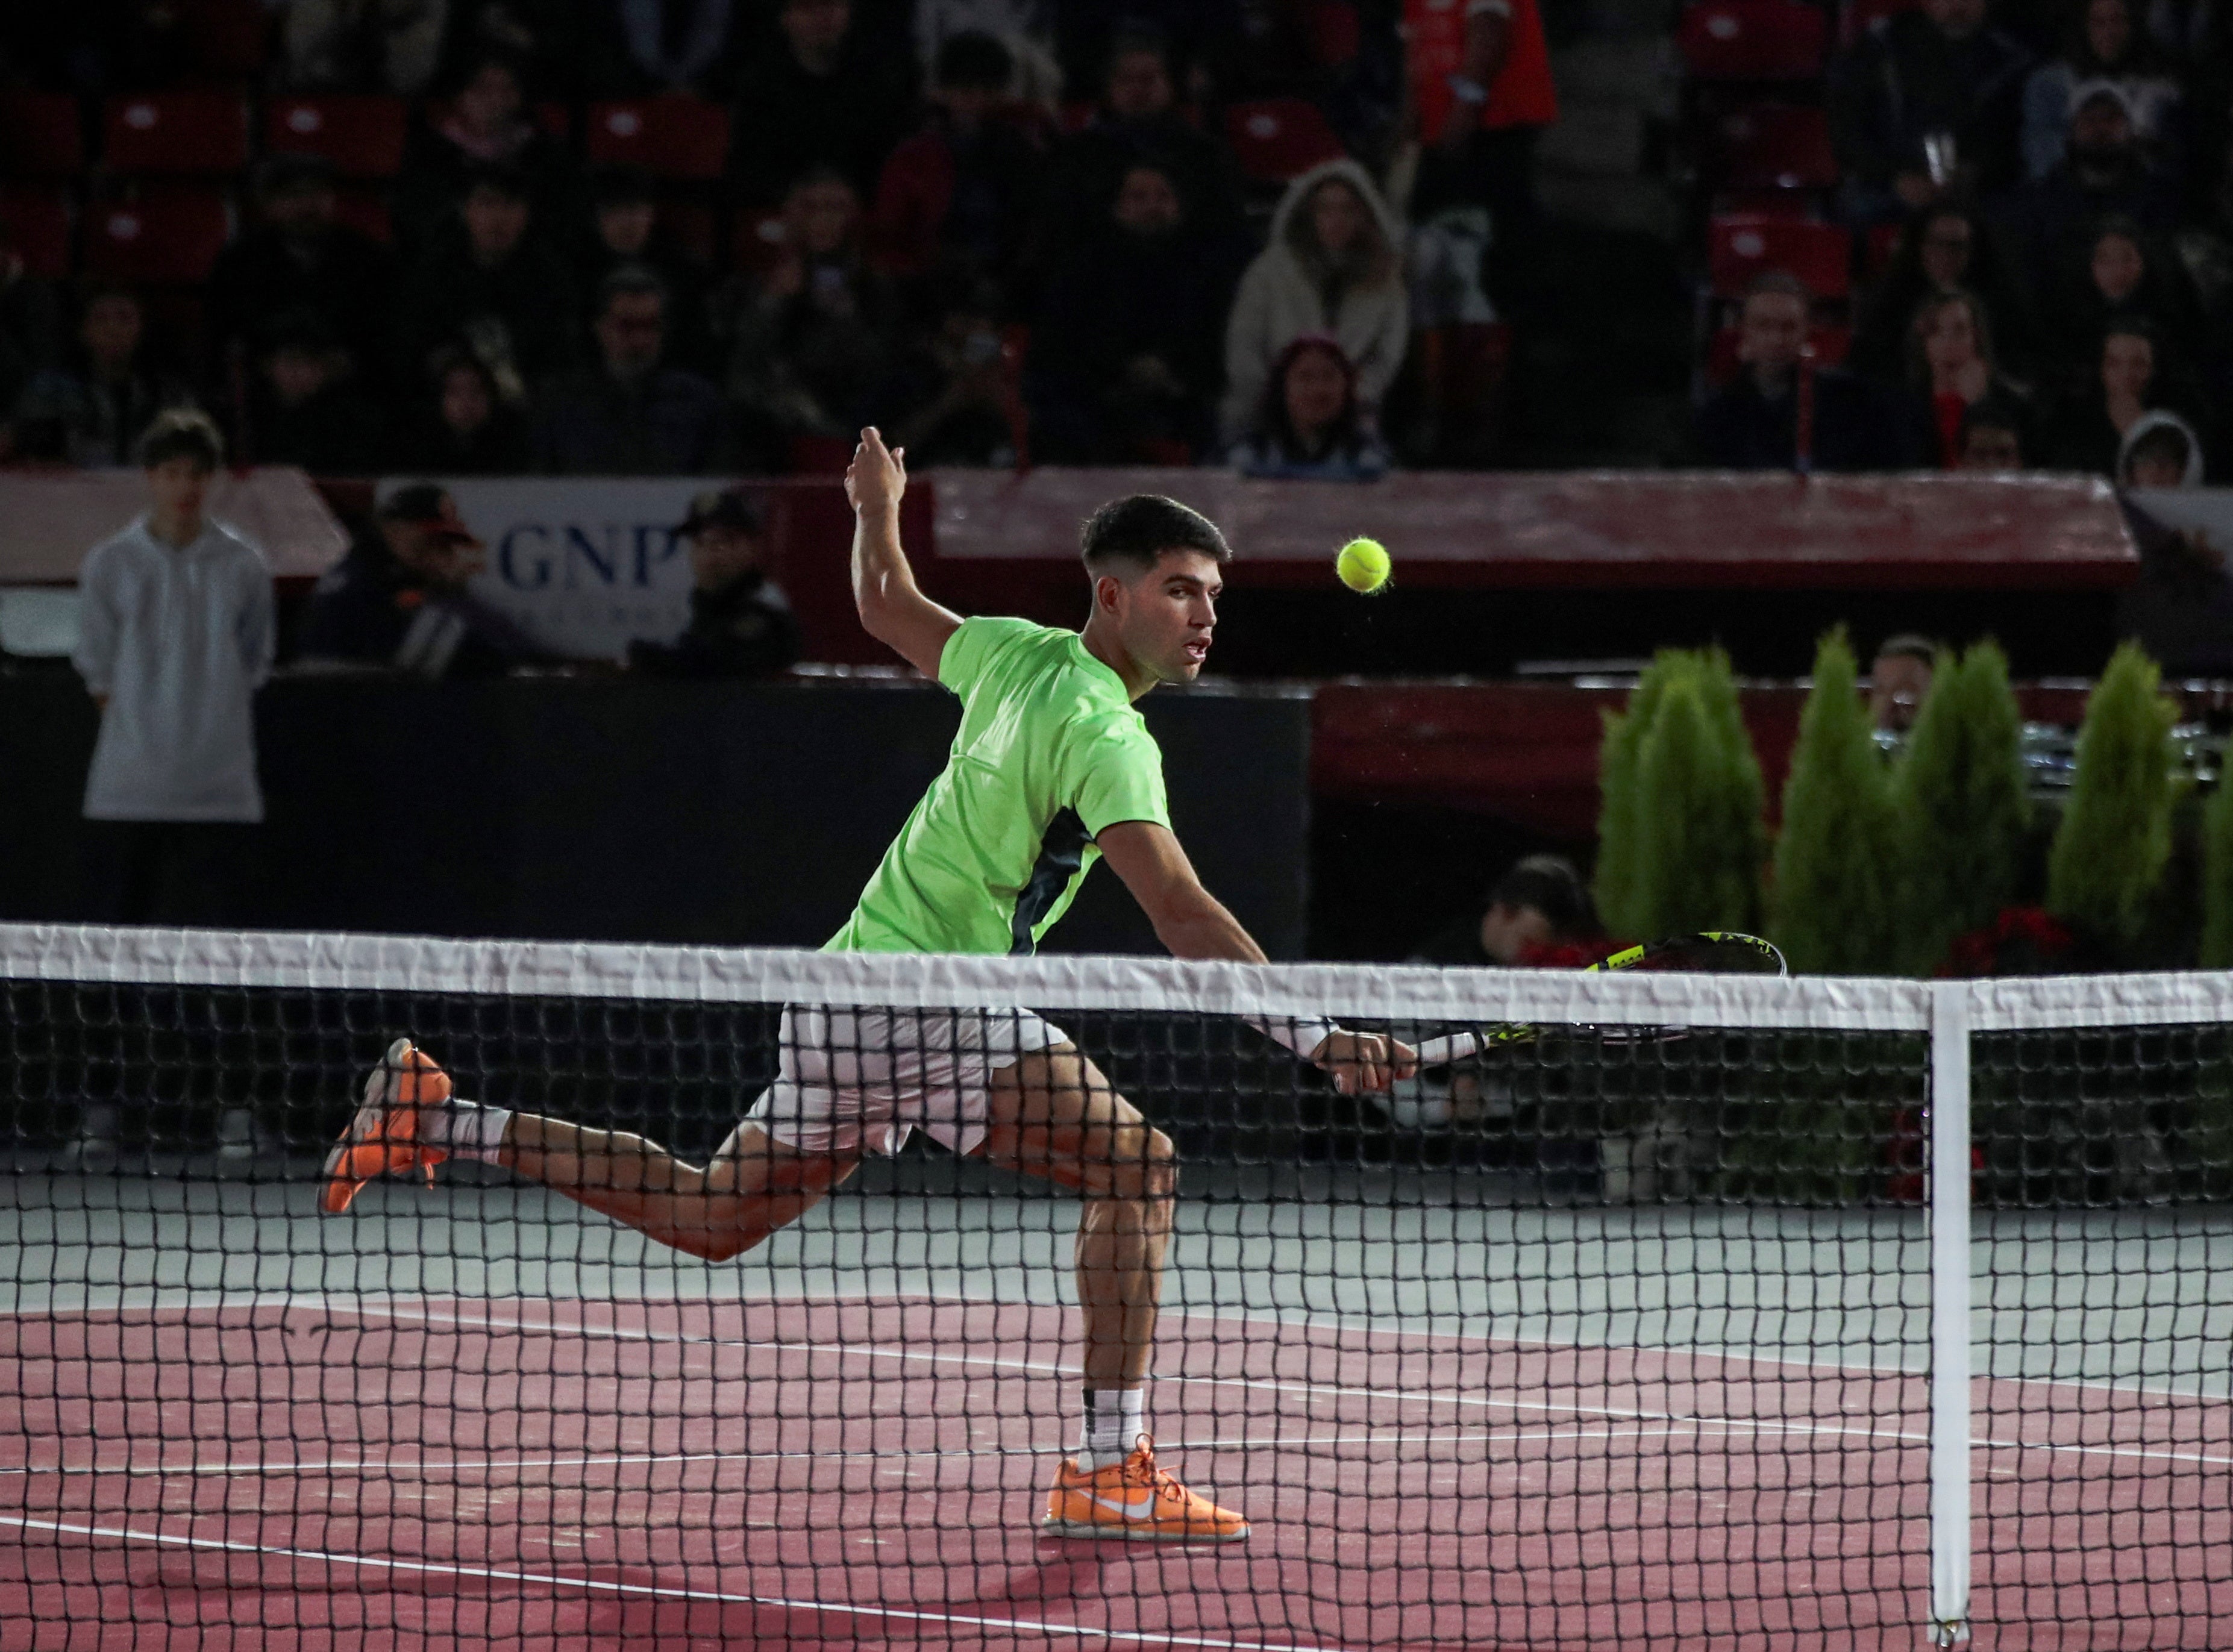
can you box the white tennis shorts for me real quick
[744,1004,1069,1156]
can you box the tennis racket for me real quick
[1408,931,1787,1068]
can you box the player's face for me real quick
[1115,549,1221,684]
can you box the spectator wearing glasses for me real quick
[1226,336,1391,481]
[1852,205,2034,382]
[533,266,727,475]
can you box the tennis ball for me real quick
[1336,537,1391,593]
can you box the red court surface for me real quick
[0,1297,2226,1650]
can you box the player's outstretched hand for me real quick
[845,427,907,518]
[1312,1030,1419,1095]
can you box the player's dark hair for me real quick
[1485,854,1596,939]
[1080,495,1230,577]
[137,407,224,472]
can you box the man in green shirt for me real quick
[323,427,1415,1542]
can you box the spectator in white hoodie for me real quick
[1220,157,1408,444]
[71,409,274,925]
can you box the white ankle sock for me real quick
[1077,1387,1147,1471]
[420,1099,512,1165]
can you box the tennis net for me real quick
[0,925,2228,1649]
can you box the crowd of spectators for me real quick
[0,0,1557,483]
[1693,0,2233,481]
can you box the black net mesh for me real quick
[16,958,2214,1646]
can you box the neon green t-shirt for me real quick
[827,616,1172,956]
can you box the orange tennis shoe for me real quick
[320,1037,451,1214]
[1041,1436,1249,1542]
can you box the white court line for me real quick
[0,1512,1354,1652]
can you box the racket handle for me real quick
[1411,1032,1482,1067]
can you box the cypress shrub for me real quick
[1773,629,1900,972]
[1894,640,2029,972]
[2200,755,2233,968]
[2046,642,2178,950]
[1630,667,1767,935]
[1594,651,1686,938]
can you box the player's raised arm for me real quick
[845,427,961,678]
[1097,819,1417,1095]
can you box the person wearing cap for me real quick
[72,409,272,925]
[2018,0,2182,182]
[1995,78,2180,287]
[207,153,395,396]
[299,482,540,678]
[627,488,801,677]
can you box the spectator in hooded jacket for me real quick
[1227,335,1390,481]
[1220,158,1408,443]
[2112,411,2233,672]
[1827,0,2031,222]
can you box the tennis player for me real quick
[323,427,1415,1541]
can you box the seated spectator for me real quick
[1906,290,2026,465]
[533,266,728,474]
[2046,217,2203,371]
[1994,82,2181,285]
[1220,159,1408,444]
[1692,272,1922,471]
[2113,413,2233,671]
[1851,205,2034,381]
[1227,336,1391,481]
[300,482,540,675]
[1042,24,1245,262]
[12,284,197,468]
[1027,160,1230,462]
[208,155,396,397]
[728,0,913,207]
[395,345,533,472]
[1869,634,1937,731]
[282,0,447,95]
[878,274,1020,466]
[2020,0,2181,181]
[396,48,578,248]
[1827,0,2032,222]
[0,217,61,426]
[870,30,1047,284]
[395,163,579,395]
[2040,320,2201,473]
[240,311,386,475]
[1958,396,2031,467]
[612,0,738,98]
[627,487,802,676]
[578,167,712,375]
[1408,854,1600,966]
[718,169,898,454]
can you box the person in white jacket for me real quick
[1219,157,1408,444]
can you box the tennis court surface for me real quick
[5,927,2233,1648]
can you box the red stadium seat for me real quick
[82,187,232,284]
[1703,321,1852,383]
[1677,1,1827,81]
[1224,98,1345,183]
[1710,104,1837,190]
[0,184,72,280]
[586,98,730,181]
[1841,0,1923,45]
[266,96,408,178]
[0,93,86,178]
[1708,214,1851,297]
[333,186,393,244]
[103,92,251,176]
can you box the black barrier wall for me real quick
[0,673,1311,957]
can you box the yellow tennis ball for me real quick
[1336,537,1391,593]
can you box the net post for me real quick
[1927,980,1973,1647]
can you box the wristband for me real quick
[1446,73,1490,105]
[1245,1014,1340,1058]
